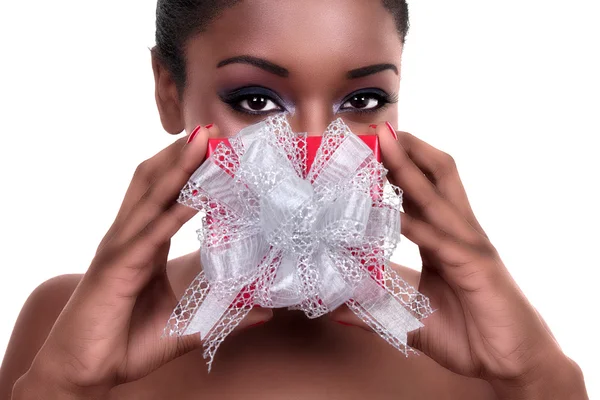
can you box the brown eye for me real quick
[239,95,280,112]
[349,95,371,109]
[340,92,385,112]
[247,96,267,110]
[220,86,288,115]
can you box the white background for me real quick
[0,0,598,396]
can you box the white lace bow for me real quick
[163,114,434,372]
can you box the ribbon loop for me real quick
[164,113,434,372]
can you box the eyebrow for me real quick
[217,55,398,80]
[347,64,399,79]
[217,55,289,78]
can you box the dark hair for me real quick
[151,0,410,99]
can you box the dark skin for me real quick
[1,1,588,399]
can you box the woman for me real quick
[2,0,589,398]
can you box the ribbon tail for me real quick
[161,270,252,373]
[164,277,254,373]
[197,291,254,373]
[181,290,240,338]
[162,270,211,338]
[346,275,426,354]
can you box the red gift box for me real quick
[206,134,381,170]
[203,134,386,308]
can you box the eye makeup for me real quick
[334,88,399,115]
[218,85,398,117]
[218,85,295,116]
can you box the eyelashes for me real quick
[219,86,288,116]
[219,86,398,116]
[337,88,399,114]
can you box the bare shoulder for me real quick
[0,274,83,398]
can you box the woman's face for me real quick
[156,0,404,137]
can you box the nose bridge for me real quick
[286,101,335,137]
[287,112,371,138]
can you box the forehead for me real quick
[186,0,403,74]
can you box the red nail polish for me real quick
[247,320,266,328]
[205,123,214,129]
[369,124,378,129]
[187,125,202,144]
[385,121,398,141]
[334,320,355,327]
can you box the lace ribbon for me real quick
[163,114,434,371]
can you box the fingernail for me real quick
[205,123,214,129]
[369,124,378,129]
[187,125,202,144]
[385,121,399,141]
[246,320,266,328]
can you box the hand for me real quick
[19,125,272,397]
[330,122,587,397]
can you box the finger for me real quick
[86,126,210,295]
[86,127,212,297]
[97,126,202,253]
[392,126,488,238]
[233,307,275,332]
[169,305,275,351]
[108,125,213,250]
[329,303,372,332]
[371,123,485,247]
[399,211,503,293]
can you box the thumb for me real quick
[165,304,274,359]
